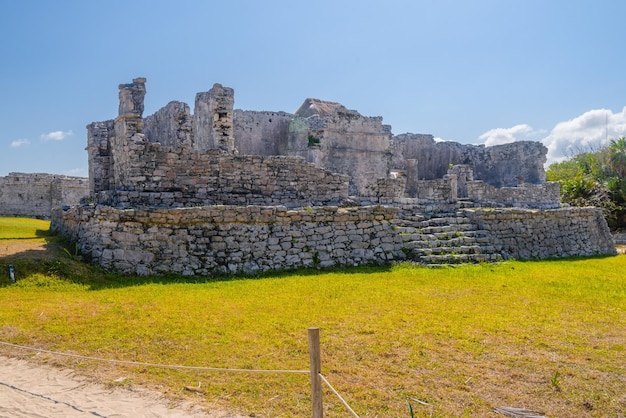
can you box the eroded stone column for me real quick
[118,77,146,118]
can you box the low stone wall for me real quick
[463,207,616,259]
[51,204,403,276]
[467,181,561,209]
[0,173,89,219]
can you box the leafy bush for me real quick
[547,137,626,229]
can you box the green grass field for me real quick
[0,217,625,417]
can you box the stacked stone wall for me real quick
[413,176,457,201]
[86,120,115,195]
[464,207,616,259]
[287,108,392,195]
[143,101,193,147]
[467,181,561,209]
[0,173,89,219]
[51,204,403,276]
[233,110,293,155]
[95,133,349,207]
[391,134,547,188]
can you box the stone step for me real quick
[418,253,503,264]
[412,245,484,256]
[418,216,472,227]
[418,224,475,234]
[401,235,480,245]
[395,211,503,266]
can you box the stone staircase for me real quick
[394,210,503,266]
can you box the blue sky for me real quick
[2,0,626,177]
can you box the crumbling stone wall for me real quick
[467,181,561,209]
[0,173,88,219]
[143,101,193,147]
[468,141,547,187]
[87,78,555,206]
[95,141,350,208]
[233,110,292,155]
[464,207,616,259]
[193,83,235,153]
[286,99,393,196]
[86,120,115,195]
[52,204,403,276]
[391,134,547,187]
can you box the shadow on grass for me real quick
[0,228,56,241]
[3,226,620,291]
[0,228,394,290]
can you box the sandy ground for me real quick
[0,355,246,418]
[1,240,248,417]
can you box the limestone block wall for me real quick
[392,134,547,188]
[143,101,193,147]
[193,83,235,153]
[463,207,616,259]
[467,181,561,209]
[86,120,115,195]
[51,204,403,276]
[364,177,407,199]
[0,173,89,218]
[468,141,547,187]
[391,133,466,179]
[233,110,293,155]
[413,176,457,201]
[287,106,393,196]
[94,132,349,207]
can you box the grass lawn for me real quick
[0,217,625,417]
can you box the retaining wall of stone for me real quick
[463,207,616,259]
[51,204,403,276]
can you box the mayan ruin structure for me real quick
[0,173,88,219]
[50,77,616,275]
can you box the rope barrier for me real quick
[0,341,309,374]
[1,339,361,416]
[319,373,360,418]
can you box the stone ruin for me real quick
[51,78,616,275]
[0,173,88,219]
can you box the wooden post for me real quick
[308,327,323,418]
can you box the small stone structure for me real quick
[0,173,88,219]
[50,78,616,275]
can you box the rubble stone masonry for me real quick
[0,173,88,219]
[464,207,616,259]
[52,204,403,276]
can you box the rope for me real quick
[1,341,360,416]
[319,373,360,418]
[0,341,309,374]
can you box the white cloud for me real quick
[10,138,31,148]
[476,107,626,166]
[41,130,73,141]
[542,107,626,164]
[478,124,544,146]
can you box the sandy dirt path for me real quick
[0,355,246,418]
